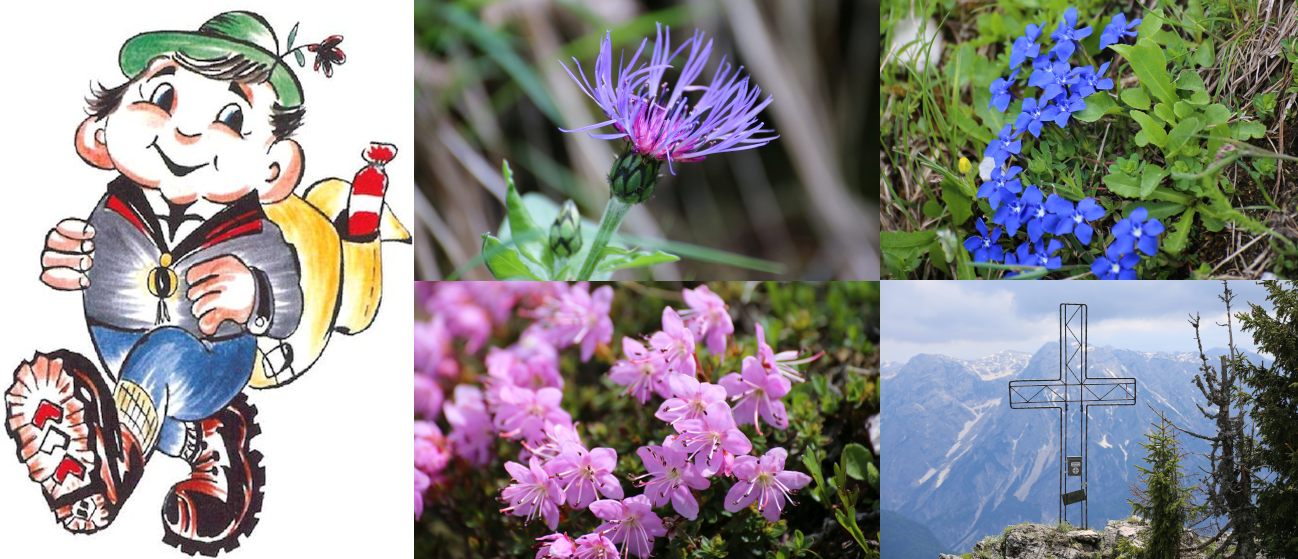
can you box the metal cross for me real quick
[1008,303,1137,529]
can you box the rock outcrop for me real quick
[955,518,1165,559]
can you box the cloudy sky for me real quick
[881,281,1277,363]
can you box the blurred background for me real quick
[413,0,880,280]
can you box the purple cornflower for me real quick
[560,24,777,171]
[525,283,614,362]
[719,356,792,434]
[589,495,667,558]
[501,457,564,530]
[649,307,698,378]
[674,401,752,476]
[654,375,727,426]
[636,444,711,520]
[989,69,1019,112]
[494,385,573,446]
[1014,96,1059,138]
[1044,194,1105,245]
[978,165,1023,209]
[1092,244,1141,280]
[753,323,819,384]
[608,337,672,404]
[1099,13,1140,50]
[1009,24,1042,69]
[444,385,494,466]
[723,447,812,522]
[1111,206,1165,256]
[546,447,623,510]
[963,217,1004,263]
[680,285,733,355]
[1050,7,1092,60]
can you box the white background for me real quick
[0,2,413,557]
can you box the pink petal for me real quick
[721,429,752,455]
[671,486,700,520]
[589,499,622,521]
[724,479,757,512]
[718,372,745,397]
[776,470,812,491]
[731,455,759,480]
[760,487,785,521]
[597,473,624,499]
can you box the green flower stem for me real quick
[576,197,632,280]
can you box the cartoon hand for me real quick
[186,255,256,336]
[41,219,95,290]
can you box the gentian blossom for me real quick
[1049,7,1092,60]
[655,374,727,426]
[984,124,1022,167]
[1070,62,1113,98]
[674,401,752,476]
[525,283,614,362]
[1051,94,1087,128]
[1091,244,1141,280]
[680,285,733,355]
[978,165,1023,209]
[992,186,1043,237]
[1111,206,1165,256]
[1014,96,1058,138]
[1099,13,1140,50]
[501,458,564,530]
[494,385,573,446]
[963,217,1004,263]
[608,337,671,404]
[560,24,777,170]
[589,495,667,558]
[723,447,812,522]
[1013,239,1064,270]
[989,69,1019,112]
[1009,24,1042,69]
[444,385,494,465]
[545,447,624,509]
[719,356,792,433]
[649,307,697,378]
[636,444,711,520]
[1043,194,1105,245]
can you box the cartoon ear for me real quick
[261,139,304,203]
[75,117,114,170]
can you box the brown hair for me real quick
[85,52,306,139]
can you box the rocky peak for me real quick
[941,518,1163,559]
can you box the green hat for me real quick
[119,11,303,107]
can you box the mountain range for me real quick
[880,343,1253,557]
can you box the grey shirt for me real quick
[83,176,303,341]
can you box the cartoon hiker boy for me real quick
[6,12,317,555]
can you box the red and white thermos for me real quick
[345,142,397,239]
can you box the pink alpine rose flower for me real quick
[635,443,710,519]
[718,356,792,433]
[537,533,576,558]
[590,495,666,558]
[680,285,733,355]
[444,385,495,465]
[414,373,445,420]
[524,422,588,462]
[526,283,614,362]
[608,337,671,404]
[649,307,697,377]
[487,335,563,390]
[573,533,621,559]
[494,385,573,446]
[723,447,812,522]
[545,447,624,509]
[415,468,430,520]
[754,323,821,383]
[673,401,752,477]
[654,375,727,426]
[501,457,564,529]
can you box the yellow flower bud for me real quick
[958,156,971,174]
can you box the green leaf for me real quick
[1113,39,1179,107]
[1163,207,1196,255]
[481,235,543,280]
[1075,93,1116,123]
[286,22,299,50]
[882,230,937,277]
[1104,170,1142,198]
[500,161,546,261]
[1121,87,1151,111]
[1233,121,1267,140]
[595,246,679,273]
[1130,111,1168,147]
[1175,69,1207,93]
[1140,165,1168,199]
[1202,104,1231,127]
[294,49,306,67]
[1153,102,1178,125]
[843,443,875,482]
[1166,116,1203,156]
[942,182,973,226]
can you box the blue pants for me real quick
[90,326,255,457]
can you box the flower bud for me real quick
[608,149,662,204]
[549,200,583,258]
[958,156,971,174]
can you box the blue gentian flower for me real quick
[978,165,1024,208]
[1091,244,1140,280]
[1010,24,1043,69]
[1052,94,1087,127]
[1028,54,1066,89]
[993,185,1043,236]
[1014,96,1059,138]
[1050,7,1092,60]
[1111,206,1165,256]
[1069,62,1113,97]
[1015,239,1064,270]
[984,124,1022,166]
[964,218,1004,263]
[989,69,1020,112]
[1041,61,1079,101]
[1099,13,1140,50]
[1043,194,1105,245]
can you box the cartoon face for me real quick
[76,58,302,205]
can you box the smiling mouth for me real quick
[149,139,210,177]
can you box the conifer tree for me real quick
[1132,414,1191,559]
[1234,280,1298,558]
